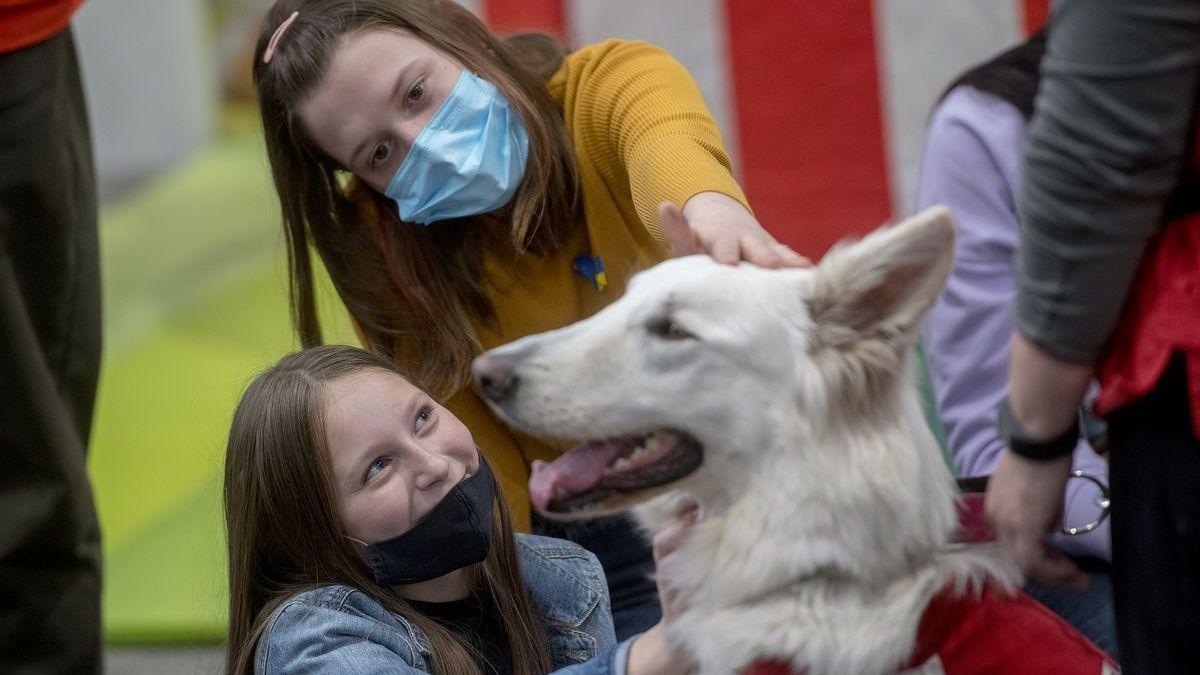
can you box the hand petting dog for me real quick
[659,194,810,268]
[627,503,699,675]
[651,502,699,622]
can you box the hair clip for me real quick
[263,11,300,64]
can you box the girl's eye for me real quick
[364,455,391,483]
[370,142,390,166]
[406,80,425,105]
[414,406,432,432]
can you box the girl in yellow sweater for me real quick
[252,0,804,640]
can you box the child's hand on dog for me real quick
[659,195,810,269]
[651,502,699,621]
[627,503,700,675]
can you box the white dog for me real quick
[473,207,1112,674]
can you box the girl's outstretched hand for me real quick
[659,193,810,269]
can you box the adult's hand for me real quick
[658,193,809,268]
[988,333,1095,588]
[985,449,1089,589]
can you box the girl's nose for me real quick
[410,446,452,491]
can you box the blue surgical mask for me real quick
[385,70,529,225]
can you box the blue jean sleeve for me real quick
[551,637,636,675]
[257,601,425,674]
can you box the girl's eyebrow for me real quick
[403,393,423,430]
[349,58,421,169]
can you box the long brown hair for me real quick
[223,345,551,674]
[252,0,580,397]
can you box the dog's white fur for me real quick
[481,207,1019,674]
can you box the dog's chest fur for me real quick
[656,522,1014,675]
[633,424,1017,675]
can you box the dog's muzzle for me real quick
[472,351,519,402]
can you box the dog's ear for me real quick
[806,205,955,348]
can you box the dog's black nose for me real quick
[472,353,517,401]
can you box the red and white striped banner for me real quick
[462,0,1049,256]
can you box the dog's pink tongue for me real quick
[528,440,628,512]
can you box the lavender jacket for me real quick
[917,86,1111,562]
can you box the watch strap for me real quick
[997,397,1079,461]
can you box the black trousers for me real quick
[0,29,103,674]
[1107,355,1200,675]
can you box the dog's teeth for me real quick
[613,456,632,471]
[648,432,673,453]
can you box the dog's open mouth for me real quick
[529,431,703,515]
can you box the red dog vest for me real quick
[741,585,1117,674]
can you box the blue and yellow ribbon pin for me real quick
[572,253,607,292]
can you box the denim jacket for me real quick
[256,534,635,674]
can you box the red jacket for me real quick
[1095,210,1200,437]
[1095,128,1200,436]
[0,0,84,54]
[741,586,1117,675]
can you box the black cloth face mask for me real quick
[357,455,496,585]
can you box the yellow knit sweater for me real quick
[422,40,749,530]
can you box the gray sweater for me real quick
[1016,0,1200,363]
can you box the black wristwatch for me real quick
[997,397,1079,461]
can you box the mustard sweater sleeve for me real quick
[567,40,751,244]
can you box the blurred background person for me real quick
[0,0,103,672]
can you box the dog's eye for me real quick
[647,317,694,341]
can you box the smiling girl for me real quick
[224,346,690,674]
